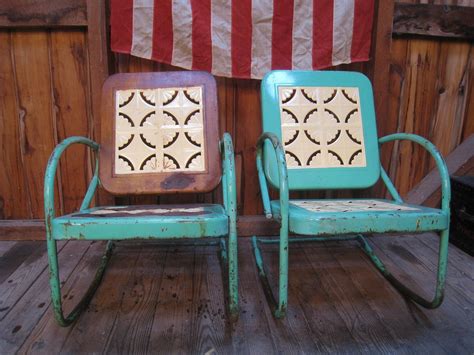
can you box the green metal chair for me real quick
[253,70,450,318]
[44,71,238,326]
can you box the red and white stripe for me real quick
[111,0,374,79]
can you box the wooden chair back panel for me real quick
[100,72,221,194]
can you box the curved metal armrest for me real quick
[379,133,451,213]
[256,132,289,219]
[221,133,237,222]
[44,136,100,223]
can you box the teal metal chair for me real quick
[44,71,238,326]
[253,70,450,318]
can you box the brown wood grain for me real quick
[0,0,87,28]
[0,32,31,219]
[50,30,92,214]
[0,241,90,354]
[393,3,474,39]
[87,0,114,206]
[11,31,60,218]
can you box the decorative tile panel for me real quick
[278,86,366,169]
[115,87,205,174]
[291,200,419,213]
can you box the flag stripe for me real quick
[332,0,355,65]
[152,0,173,63]
[112,0,374,79]
[292,0,313,70]
[251,0,274,79]
[271,0,294,70]
[211,0,232,76]
[111,0,134,53]
[312,0,333,69]
[351,0,374,61]
[171,0,193,69]
[231,0,252,78]
[191,0,212,71]
[131,0,154,59]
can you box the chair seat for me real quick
[271,199,448,235]
[52,204,228,240]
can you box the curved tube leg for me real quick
[228,227,239,316]
[251,232,288,319]
[47,238,114,327]
[358,229,449,309]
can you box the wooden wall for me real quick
[0,1,473,220]
[0,30,92,219]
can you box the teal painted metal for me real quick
[253,70,451,318]
[221,132,239,315]
[255,132,289,318]
[44,134,239,326]
[44,137,112,326]
[261,70,380,190]
[380,167,403,203]
[52,205,229,240]
[270,199,448,235]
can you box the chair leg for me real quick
[357,229,449,309]
[228,228,239,316]
[251,221,289,319]
[47,238,114,326]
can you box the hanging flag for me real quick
[111,0,375,79]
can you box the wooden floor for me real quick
[0,233,473,354]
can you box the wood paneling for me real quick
[387,37,474,196]
[50,30,92,214]
[11,31,59,218]
[0,0,87,28]
[0,32,31,219]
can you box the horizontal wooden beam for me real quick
[393,3,474,39]
[406,134,474,207]
[0,0,87,28]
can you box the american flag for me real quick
[111,0,374,79]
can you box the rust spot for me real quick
[160,173,195,190]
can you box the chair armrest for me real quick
[44,136,100,224]
[256,132,289,219]
[221,133,237,225]
[379,133,451,213]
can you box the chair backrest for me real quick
[261,70,380,190]
[99,71,221,194]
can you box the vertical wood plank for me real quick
[87,0,114,206]
[431,41,471,157]
[234,80,262,215]
[50,30,92,214]
[11,31,59,218]
[0,31,31,219]
[461,45,474,141]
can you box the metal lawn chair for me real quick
[44,71,238,326]
[253,70,450,318]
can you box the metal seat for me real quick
[44,72,238,326]
[270,199,448,235]
[253,70,450,318]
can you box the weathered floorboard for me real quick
[0,238,472,353]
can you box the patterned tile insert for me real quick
[279,86,366,169]
[290,200,419,213]
[115,87,205,174]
